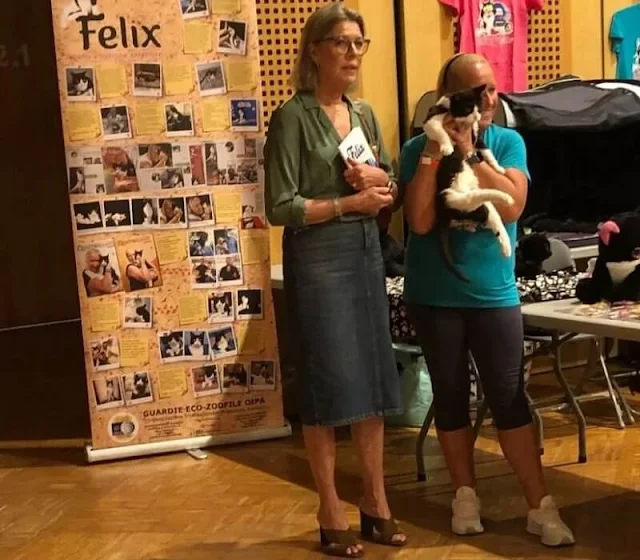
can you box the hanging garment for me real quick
[438,0,545,92]
[610,4,640,80]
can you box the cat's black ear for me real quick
[472,85,487,96]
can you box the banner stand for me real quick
[86,421,291,463]
[50,0,289,459]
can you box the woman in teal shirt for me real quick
[401,53,575,547]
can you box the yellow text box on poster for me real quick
[96,64,128,98]
[89,298,121,333]
[240,231,269,265]
[135,102,166,136]
[158,366,188,399]
[202,98,230,132]
[215,193,242,225]
[155,231,188,265]
[66,105,101,142]
[236,322,267,354]
[120,333,150,368]
[227,61,257,91]
[184,22,213,54]
[164,62,194,96]
[179,293,207,325]
[213,0,241,14]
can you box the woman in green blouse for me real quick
[264,4,406,557]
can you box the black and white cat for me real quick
[423,85,514,282]
[68,71,95,98]
[187,332,207,358]
[62,0,101,29]
[202,370,218,389]
[100,253,120,288]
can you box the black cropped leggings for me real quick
[407,304,532,432]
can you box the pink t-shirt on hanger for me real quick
[439,0,544,92]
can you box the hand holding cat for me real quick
[344,159,388,191]
[443,116,475,155]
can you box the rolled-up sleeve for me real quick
[264,106,307,227]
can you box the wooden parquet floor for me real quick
[1,395,639,560]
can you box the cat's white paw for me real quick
[500,239,512,258]
[441,143,454,156]
[499,193,515,206]
[495,165,506,174]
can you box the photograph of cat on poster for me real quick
[102,147,140,194]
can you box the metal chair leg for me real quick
[573,337,597,396]
[416,403,435,482]
[552,333,587,463]
[595,338,627,429]
[526,389,544,455]
[610,375,636,425]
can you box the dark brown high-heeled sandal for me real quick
[360,510,407,547]
[319,527,364,558]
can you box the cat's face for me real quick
[191,333,204,347]
[448,86,486,119]
[72,73,91,93]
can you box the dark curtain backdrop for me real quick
[0,0,79,328]
[0,1,88,440]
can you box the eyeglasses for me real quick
[315,36,371,55]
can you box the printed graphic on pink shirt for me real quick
[476,1,514,44]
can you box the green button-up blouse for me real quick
[264,91,398,227]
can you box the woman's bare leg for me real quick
[437,425,476,489]
[498,423,546,508]
[351,417,406,544]
[303,425,363,555]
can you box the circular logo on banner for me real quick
[108,412,139,443]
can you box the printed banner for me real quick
[50,0,285,451]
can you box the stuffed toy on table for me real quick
[575,212,640,304]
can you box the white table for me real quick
[521,298,637,462]
[570,244,598,260]
[522,299,640,343]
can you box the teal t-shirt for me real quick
[400,124,529,308]
[610,5,640,80]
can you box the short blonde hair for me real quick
[435,53,488,98]
[290,4,365,92]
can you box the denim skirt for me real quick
[283,218,403,426]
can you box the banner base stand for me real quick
[84,422,292,464]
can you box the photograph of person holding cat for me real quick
[82,247,122,297]
[400,52,574,547]
[124,248,160,291]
